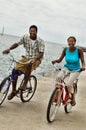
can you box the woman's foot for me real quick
[71,94,76,106]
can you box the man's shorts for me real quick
[14,56,41,73]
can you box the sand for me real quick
[0,70,86,130]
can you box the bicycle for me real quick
[46,64,79,123]
[0,55,37,106]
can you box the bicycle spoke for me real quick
[47,88,61,123]
[0,77,9,105]
[20,75,37,102]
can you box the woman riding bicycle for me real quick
[52,36,85,106]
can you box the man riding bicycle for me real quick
[2,25,45,100]
[52,36,85,106]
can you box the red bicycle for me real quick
[47,65,78,123]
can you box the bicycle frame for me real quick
[0,55,38,105]
[1,53,36,93]
[0,69,23,94]
[47,64,83,123]
[56,83,70,105]
[55,66,75,105]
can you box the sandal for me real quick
[71,102,76,106]
[7,91,17,100]
[71,100,76,106]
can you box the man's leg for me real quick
[12,78,18,92]
[19,64,32,90]
[8,69,18,100]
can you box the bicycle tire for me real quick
[0,76,10,105]
[47,88,61,123]
[20,75,37,102]
[64,101,72,113]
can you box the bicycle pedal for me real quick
[27,87,32,91]
[15,90,19,96]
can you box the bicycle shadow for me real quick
[51,107,85,126]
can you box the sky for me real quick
[0,0,86,46]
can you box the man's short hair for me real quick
[29,25,38,32]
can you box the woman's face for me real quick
[68,38,76,48]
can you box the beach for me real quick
[0,70,86,130]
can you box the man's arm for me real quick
[30,52,44,64]
[2,43,19,54]
[35,52,44,60]
[2,35,25,54]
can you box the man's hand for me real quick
[30,58,37,65]
[2,49,10,54]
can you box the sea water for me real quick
[0,34,85,80]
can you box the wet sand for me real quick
[0,70,86,130]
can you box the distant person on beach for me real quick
[2,25,45,100]
[52,36,85,106]
[78,46,86,52]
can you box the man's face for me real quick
[29,28,37,40]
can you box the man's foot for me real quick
[8,91,17,100]
[18,85,27,91]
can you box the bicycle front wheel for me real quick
[0,76,10,105]
[20,75,37,102]
[47,88,61,123]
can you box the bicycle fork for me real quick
[55,85,63,105]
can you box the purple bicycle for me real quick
[0,55,37,105]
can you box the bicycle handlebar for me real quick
[52,63,85,73]
[9,54,33,65]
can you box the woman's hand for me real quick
[52,60,57,64]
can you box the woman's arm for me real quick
[52,47,66,64]
[78,48,85,70]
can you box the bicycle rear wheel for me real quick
[0,76,10,105]
[47,88,61,123]
[20,75,37,102]
[64,101,72,113]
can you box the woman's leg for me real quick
[66,72,80,105]
[55,67,69,86]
